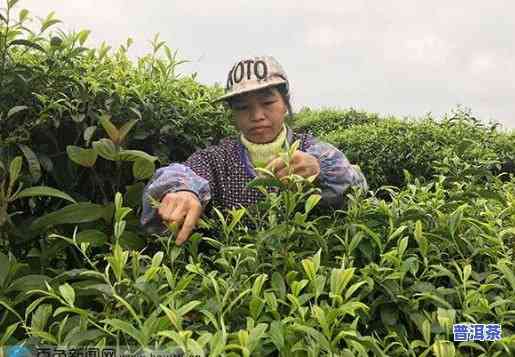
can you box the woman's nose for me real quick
[249,104,265,121]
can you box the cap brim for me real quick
[212,78,287,103]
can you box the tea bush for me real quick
[2,157,514,356]
[1,1,514,356]
[322,111,515,189]
[0,1,233,262]
[0,0,234,207]
[291,107,381,136]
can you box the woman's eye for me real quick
[234,105,248,111]
[264,101,276,106]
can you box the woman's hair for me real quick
[225,83,293,119]
[276,83,293,119]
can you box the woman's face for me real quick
[230,87,287,144]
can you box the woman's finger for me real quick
[176,201,203,245]
[275,167,289,178]
[266,157,285,173]
[158,195,177,221]
[169,200,187,225]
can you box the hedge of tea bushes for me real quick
[290,107,382,136]
[311,113,515,190]
[0,3,235,209]
[2,159,514,356]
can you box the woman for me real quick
[140,56,367,245]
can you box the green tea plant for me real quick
[323,110,515,189]
[9,154,512,356]
[0,0,232,286]
[291,107,381,136]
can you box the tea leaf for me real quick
[249,296,264,320]
[8,156,23,189]
[496,259,515,291]
[7,274,51,293]
[103,319,146,346]
[330,268,355,297]
[14,186,76,203]
[269,321,284,350]
[462,264,472,283]
[67,146,98,168]
[248,323,268,353]
[0,322,20,346]
[344,281,367,300]
[92,138,118,161]
[436,308,456,333]
[414,220,428,256]
[30,203,105,232]
[292,323,331,352]
[301,259,316,282]
[31,304,52,332]
[228,207,246,233]
[118,119,139,142]
[415,292,453,309]
[177,300,202,318]
[311,305,330,338]
[64,329,105,346]
[17,144,41,183]
[432,340,455,357]
[76,229,107,247]
[58,283,75,306]
[77,29,91,46]
[305,194,321,215]
[209,331,226,357]
[422,319,431,345]
[264,292,278,311]
[398,236,408,257]
[29,330,58,345]
[84,126,97,145]
[118,149,158,162]
[251,274,268,298]
[7,0,20,8]
[271,272,286,299]
[40,14,62,32]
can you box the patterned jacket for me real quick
[140,126,367,233]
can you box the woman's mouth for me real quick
[251,126,270,132]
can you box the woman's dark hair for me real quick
[276,83,293,119]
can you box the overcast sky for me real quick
[16,1,515,130]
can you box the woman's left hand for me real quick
[266,150,320,181]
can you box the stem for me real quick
[0,5,11,87]
[91,167,108,203]
[116,160,122,194]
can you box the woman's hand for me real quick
[266,150,320,181]
[158,191,203,245]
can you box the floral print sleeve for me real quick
[304,137,368,207]
[140,151,212,234]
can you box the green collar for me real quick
[240,124,287,167]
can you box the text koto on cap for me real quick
[215,55,289,102]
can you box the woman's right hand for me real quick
[157,191,203,245]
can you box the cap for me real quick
[215,55,289,102]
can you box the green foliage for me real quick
[292,107,381,136]
[0,0,234,216]
[2,159,511,355]
[321,109,515,189]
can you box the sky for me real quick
[13,1,515,130]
